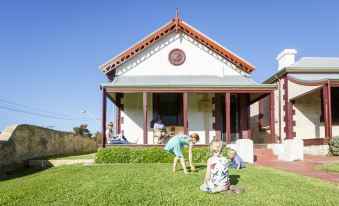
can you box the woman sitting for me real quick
[106,122,129,144]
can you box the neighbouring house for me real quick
[98,14,276,147]
[258,49,339,155]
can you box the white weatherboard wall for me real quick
[120,93,214,144]
[115,31,246,77]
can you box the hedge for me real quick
[95,146,231,164]
[329,136,339,156]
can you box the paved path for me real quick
[255,155,339,184]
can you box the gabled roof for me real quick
[99,16,255,75]
[263,57,339,84]
[290,57,339,68]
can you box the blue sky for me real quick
[0,0,338,133]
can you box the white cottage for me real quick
[99,15,276,147]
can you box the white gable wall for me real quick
[115,31,246,77]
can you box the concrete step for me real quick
[253,144,268,149]
[28,159,94,168]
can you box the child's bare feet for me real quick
[172,169,176,172]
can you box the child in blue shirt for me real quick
[228,149,245,170]
[164,133,200,174]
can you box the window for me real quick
[259,95,271,129]
[262,96,271,126]
[321,87,339,121]
[152,93,183,127]
[331,87,339,120]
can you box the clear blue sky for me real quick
[1,0,338,133]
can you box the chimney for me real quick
[276,49,297,71]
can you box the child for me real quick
[200,140,245,194]
[228,149,245,170]
[200,140,230,193]
[164,133,200,174]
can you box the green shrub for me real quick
[329,136,339,156]
[95,145,231,164]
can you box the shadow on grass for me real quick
[229,174,240,185]
[193,165,207,172]
[0,166,50,182]
[175,164,207,172]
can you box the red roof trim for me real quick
[100,18,255,75]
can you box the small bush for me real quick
[95,146,231,164]
[329,136,339,156]
[73,124,91,137]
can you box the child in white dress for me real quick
[200,140,245,194]
[200,140,230,193]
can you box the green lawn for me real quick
[0,164,338,206]
[317,162,339,173]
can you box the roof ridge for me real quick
[301,57,339,59]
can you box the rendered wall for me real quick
[187,93,215,144]
[120,93,214,144]
[120,93,147,144]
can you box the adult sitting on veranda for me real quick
[106,122,129,144]
[153,115,168,144]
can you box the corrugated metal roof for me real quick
[289,73,339,81]
[104,75,261,87]
[290,57,339,68]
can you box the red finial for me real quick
[176,8,179,19]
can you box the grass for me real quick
[317,163,339,173]
[39,152,96,160]
[1,164,338,206]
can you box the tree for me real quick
[73,124,92,137]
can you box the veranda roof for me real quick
[100,75,276,88]
[289,73,339,81]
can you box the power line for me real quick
[0,105,90,121]
[0,98,86,119]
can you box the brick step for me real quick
[253,148,277,162]
[254,149,274,155]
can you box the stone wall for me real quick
[0,124,97,171]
